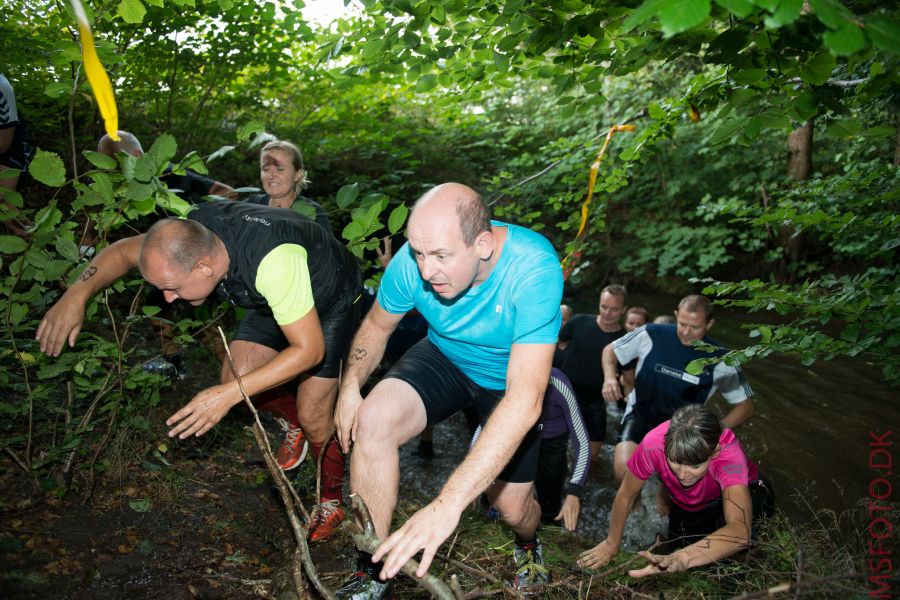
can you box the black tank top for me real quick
[189,201,359,317]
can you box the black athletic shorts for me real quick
[667,474,776,548]
[573,383,606,443]
[385,338,541,484]
[535,431,568,522]
[233,301,360,379]
[616,411,656,445]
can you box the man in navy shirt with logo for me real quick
[601,295,754,484]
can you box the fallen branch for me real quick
[218,327,334,600]
[347,493,457,600]
[728,572,867,599]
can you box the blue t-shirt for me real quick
[378,221,563,390]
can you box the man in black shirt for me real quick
[556,284,628,462]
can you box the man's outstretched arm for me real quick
[372,342,554,579]
[36,235,144,356]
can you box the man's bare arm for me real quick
[721,398,754,429]
[601,343,623,402]
[167,308,326,438]
[335,301,404,452]
[36,235,144,356]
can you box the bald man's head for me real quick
[410,183,490,247]
[139,219,222,305]
[98,131,143,158]
[140,219,217,273]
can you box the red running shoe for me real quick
[276,418,308,471]
[308,499,346,541]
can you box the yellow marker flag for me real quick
[561,123,636,280]
[70,0,119,141]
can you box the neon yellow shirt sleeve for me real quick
[255,244,314,325]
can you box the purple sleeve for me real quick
[549,370,590,489]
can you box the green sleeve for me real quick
[255,244,314,325]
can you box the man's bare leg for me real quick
[351,378,427,540]
[486,480,540,542]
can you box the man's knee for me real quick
[492,485,536,529]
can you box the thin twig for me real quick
[217,327,334,600]
[728,572,867,599]
[347,494,457,600]
[4,447,30,473]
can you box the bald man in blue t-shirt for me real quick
[334,183,563,598]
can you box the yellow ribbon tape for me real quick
[71,1,119,141]
[561,124,636,279]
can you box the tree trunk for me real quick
[787,120,813,181]
[779,119,814,282]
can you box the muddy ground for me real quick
[0,386,667,600]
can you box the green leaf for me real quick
[799,51,836,85]
[133,154,157,182]
[622,0,666,32]
[415,74,438,92]
[336,183,360,209]
[731,68,766,84]
[44,81,72,99]
[292,202,317,220]
[714,0,753,18]
[709,117,747,145]
[28,149,66,187]
[493,51,510,73]
[90,172,115,204]
[860,126,896,140]
[656,0,710,36]
[864,15,900,56]
[237,120,266,142]
[823,22,866,56]
[142,306,162,317]
[342,221,364,241]
[808,0,852,30]
[157,192,192,217]
[758,325,772,343]
[83,150,118,170]
[825,118,861,138]
[685,358,706,375]
[148,134,177,167]
[127,179,155,202]
[117,0,147,24]
[8,303,27,326]
[129,498,152,513]
[763,0,802,28]
[388,204,408,234]
[791,91,819,121]
[0,235,27,254]
[55,236,81,263]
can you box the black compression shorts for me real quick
[233,301,360,379]
[385,338,541,484]
[616,411,655,445]
[573,383,607,443]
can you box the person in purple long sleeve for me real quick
[535,368,591,531]
[476,368,591,531]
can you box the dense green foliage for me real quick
[0,0,896,494]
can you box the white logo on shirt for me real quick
[495,305,503,314]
